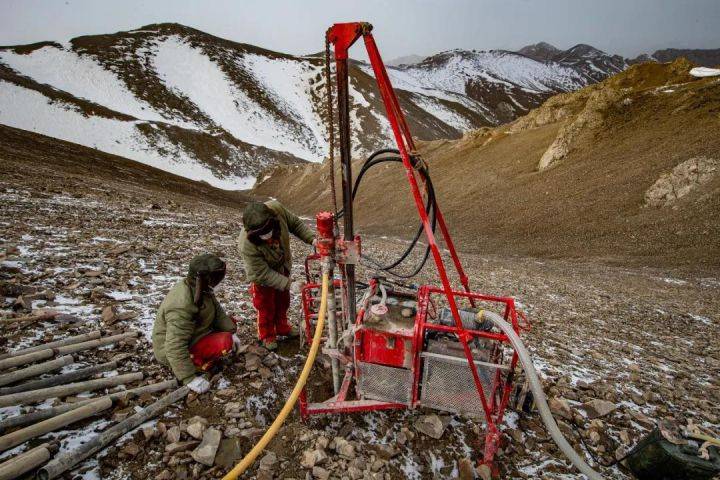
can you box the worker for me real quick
[238,200,315,351]
[152,253,241,394]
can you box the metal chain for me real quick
[324,33,339,223]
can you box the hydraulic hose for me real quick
[344,148,437,278]
[483,311,605,480]
[222,272,329,480]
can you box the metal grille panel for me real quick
[420,351,506,419]
[358,362,413,405]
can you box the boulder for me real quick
[258,451,277,471]
[186,416,209,440]
[334,437,356,460]
[191,427,222,466]
[215,438,243,469]
[101,305,117,325]
[245,353,261,371]
[165,441,199,454]
[165,425,182,444]
[312,466,330,480]
[549,397,573,420]
[414,414,449,439]
[582,399,617,419]
[301,448,328,469]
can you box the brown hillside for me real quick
[252,60,720,267]
[0,125,249,209]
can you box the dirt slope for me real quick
[252,60,720,268]
[1,120,718,480]
[0,125,249,209]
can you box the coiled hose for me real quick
[337,149,437,278]
[484,310,605,480]
[222,272,329,480]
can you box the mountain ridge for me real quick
[1,22,716,190]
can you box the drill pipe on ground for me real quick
[0,350,54,372]
[0,372,143,408]
[0,331,102,361]
[53,331,138,356]
[0,361,117,395]
[0,397,112,453]
[37,386,190,480]
[0,379,178,432]
[0,443,55,480]
[0,356,73,388]
[0,311,58,326]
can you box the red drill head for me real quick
[315,212,335,257]
[316,212,334,240]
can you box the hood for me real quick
[242,202,275,233]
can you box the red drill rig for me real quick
[297,22,527,473]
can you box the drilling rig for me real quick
[297,21,525,472]
[224,22,607,480]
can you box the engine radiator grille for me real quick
[358,361,414,405]
[420,351,507,419]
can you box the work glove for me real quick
[231,334,242,353]
[290,280,306,294]
[187,375,211,394]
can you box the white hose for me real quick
[378,283,388,307]
[484,311,605,480]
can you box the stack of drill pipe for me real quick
[0,397,111,453]
[0,360,117,395]
[37,386,190,480]
[0,330,102,361]
[0,379,178,432]
[0,372,144,408]
[0,331,138,372]
[0,443,56,480]
[0,355,74,387]
[53,331,139,356]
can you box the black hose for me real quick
[352,152,435,269]
[338,148,437,278]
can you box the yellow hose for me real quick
[222,272,329,480]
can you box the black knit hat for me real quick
[242,202,275,234]
[188,253,226,280]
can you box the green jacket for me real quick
[238,200,314,290]
[152,279,235,384]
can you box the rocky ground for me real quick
[1,150,719,480]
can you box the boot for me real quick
[282,326,300,339]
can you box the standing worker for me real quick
[238,200,315,350]
[152,253,241,393]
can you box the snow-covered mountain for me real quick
[386,54,425,67]
[0,24,627,189]
[384,48,591,123]
[552,44,627,82]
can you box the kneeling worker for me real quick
[152,253,241,393]
[238,201,315,350]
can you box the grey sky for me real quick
[2,0,719,60]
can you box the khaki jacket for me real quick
[152,279,235,383]
[237,200,314,290]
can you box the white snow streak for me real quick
[0,80,251,190]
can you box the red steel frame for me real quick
[297,22,523,471]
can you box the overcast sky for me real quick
[2,0,719,60]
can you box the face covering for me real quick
[259,231,273,241]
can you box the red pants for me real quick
[190,332,233,371]
[250,283,291,342]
